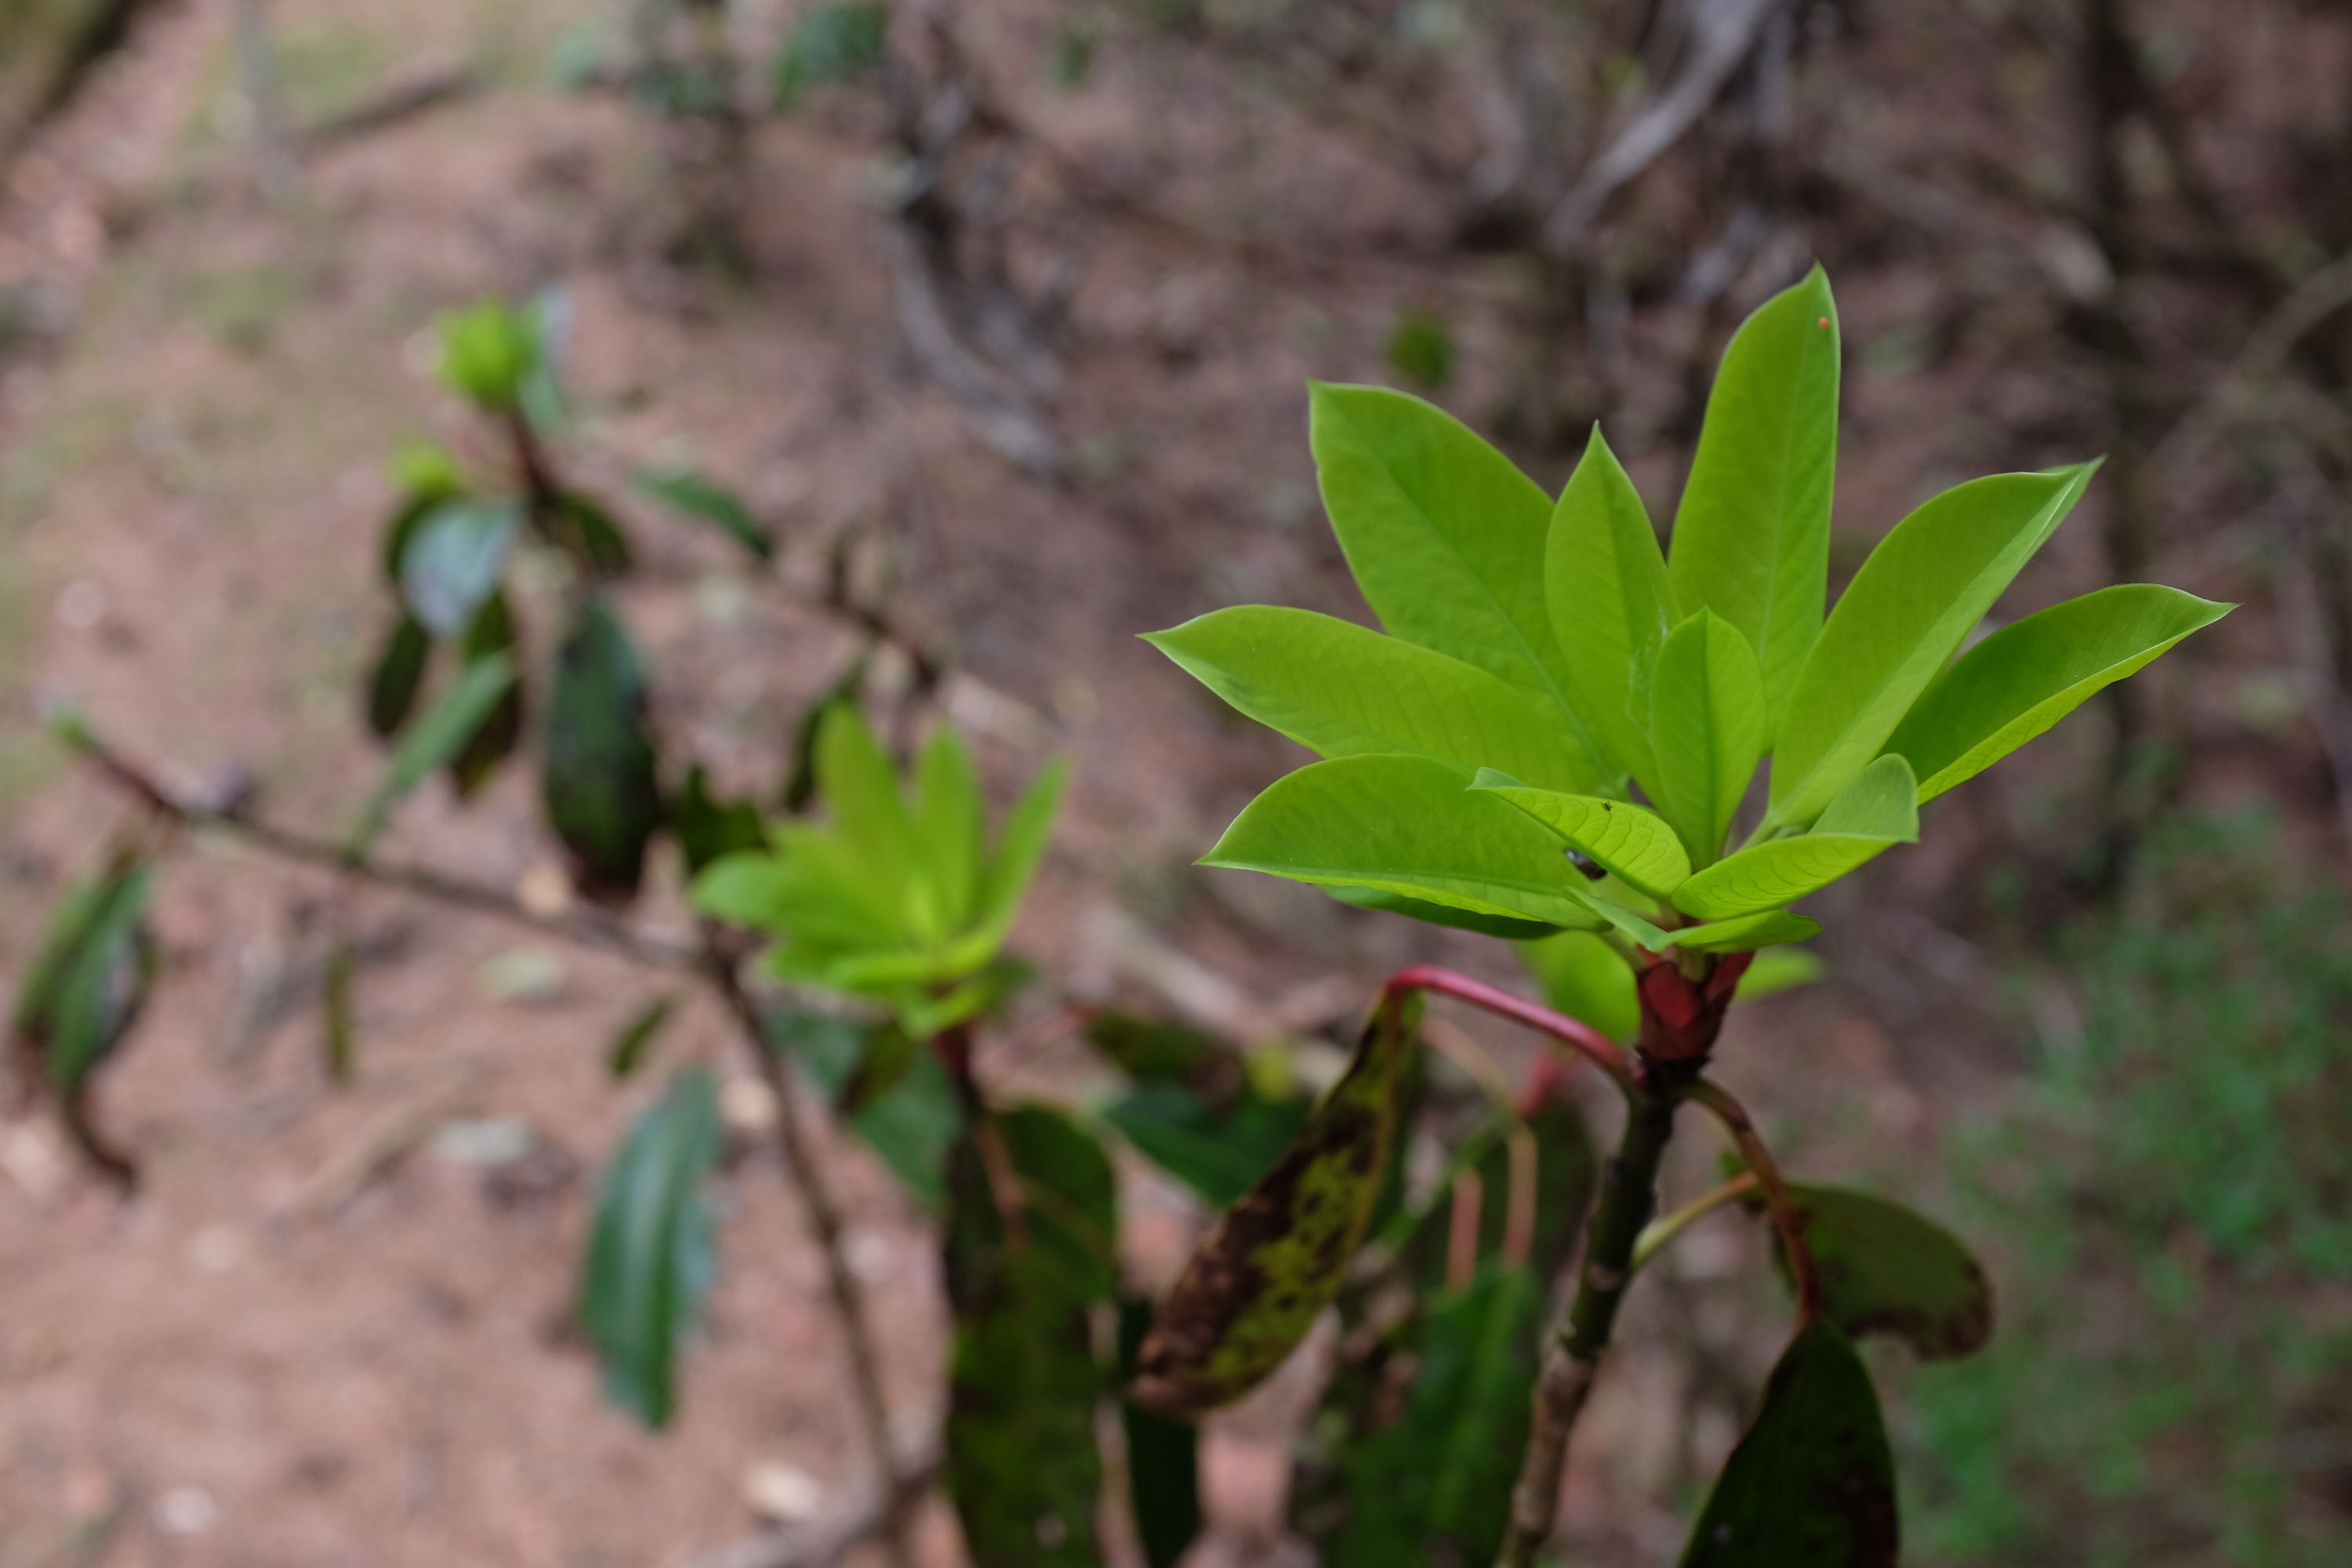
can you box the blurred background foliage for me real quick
[2,1,2350,1565]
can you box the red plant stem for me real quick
[1381,964,1637,1093]
[1682,1076,1822,1321]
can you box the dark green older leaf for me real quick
[1081,1010,1232,1091]
[543,595,663,902]
[1105,1083,1309,1210]
[545,492,635,576]
[347,653,519,856]
[1681,1319,1898,1568]
[449,592,524,798]
[671,764,765,879]
[1325,1261,1548,1568]
[1769,1184,1993,1361]
[1131,993,1419,1417]
[579,1066,722,1429]
[606,996,676,1080]
[13,856,157,1091]
[365,614,433,739]
[398,498,520,638]
[636,467,776,561]
[942,1104,1113,1568]
[1120,1298,1203,1568]
[768,1009,962,1212]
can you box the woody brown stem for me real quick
[702,931,919,1568]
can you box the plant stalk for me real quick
[1498,1064,1679,1567]
[702,932,919,1568]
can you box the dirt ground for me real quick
[0,2,2328,1566]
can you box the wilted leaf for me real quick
[1132,993,1419,1416]
[942,1104,1112,1568]
[1766,1184,1993,1360]
[365,614,433,739]
[607,996,676,1080]
[636,467,776,561]
[543,595,663,902]
[1120,1298,1203,1568]
[579,1066,722,1429]
[1681,1319,1897,1568]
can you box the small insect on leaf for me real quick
[1131,990,1420,1417]
[1681,1319,1898,1568]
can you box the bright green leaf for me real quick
[1678,756,1918,919]
[1546,425,1676,786]
[1202,755,1608,931]
[1885,583,2234,803]
[1668,266,1841,735]
[814,702,923,931]
[670,764,765,879]
[1669,909,1822,955]
[1680,1319,1898,1567]
[1649,608,1766,865]
[1468,770,1689,898]
[579,1066,722,1430]
[912,725,984,937]
[1327,885,1564,940]
[1769,464,2096,827]
[1737,947,1824,1000]
[1146,607,1605,793]
[1518,930,1639,1042]
[1309,383,1606,771]
[961,757,1069,964]
[437,301,537,412]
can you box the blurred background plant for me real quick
[0,1,2347,1565]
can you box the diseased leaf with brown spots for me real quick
[1681,1319,1898,1568]
[1764,1183,1994,1360]
[1131,994,1420,1417]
